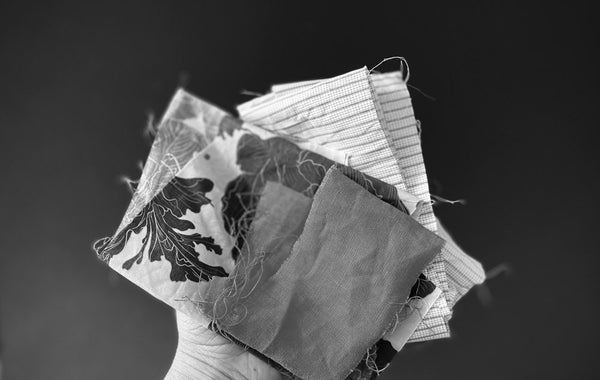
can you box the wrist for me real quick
[164,311,282,380]
[165,312,232,380]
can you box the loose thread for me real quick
[476,263,512,307]
[119,175,139,194]
[407,83,437,101]
[240,89,264,97]
[431,194,467,206]
[368,56,410,83]
[143,111,158,139]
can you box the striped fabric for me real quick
[266,69,485,341]
[437,219,486,309]
[238,68,453,342]
[238,68,406,188]
[371,72,451,341]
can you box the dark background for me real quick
[0,1,598,379]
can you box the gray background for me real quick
[0,1,598,379]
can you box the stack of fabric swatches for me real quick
[95,63,486,380]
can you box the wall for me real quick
[0,1,598,379]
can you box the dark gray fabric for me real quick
[223,168,445,379]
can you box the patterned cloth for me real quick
[265,70,487,342]
[95,73,485,378]
[239,68,452,345]
[94,98,428,377]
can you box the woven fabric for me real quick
[241,69,451,342]
[371,72,488,340]
[244,181,313,285]
[95,81,485,379]
[223,168,444,380]
[117,89,348,235]
[437,218,486,309]
[370,72,450,341]
[95,103,412,327]
[271,73,485,298]
[238,68,407,188]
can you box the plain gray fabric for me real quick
[244,181,313,286]
[223,168,445,379]
[206,181,312,326]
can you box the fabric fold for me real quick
[221,168,445,380]
[239,69,452,346]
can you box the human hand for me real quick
[164,311,283,380]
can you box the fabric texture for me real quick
[240,69,451,343]
[370,72,450,341]
[94,110,414,327]
[94,83,485,379]
[222,168,444,380]
[267,71,486,342]
[214,181,438,379]
[238,68,407,188]
[437,218,486,309]
[208,181,314,327]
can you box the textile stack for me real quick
[95,62,485,380]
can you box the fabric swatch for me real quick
[240,69,451,343]
[208,181,314,326]
[370,72,450,341]
[222,168,445,380]
[94,121,413,325]
[95,80,485,379]
[238,67,407,188]
[267,70,485,342]
[116,89,348,237]
[437,218,486,309]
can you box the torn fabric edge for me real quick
[239,68,451,342]
[94,108,432,376]
[237,67,409,194]
[269,71,485,340]
[370,72,450,342]
[114,89,349,238]
[437,218,486,308]
[216,167,445,380]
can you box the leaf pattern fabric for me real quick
[94,69,485,379]
[95,177,227,282]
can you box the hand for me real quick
[164,311,283,380]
